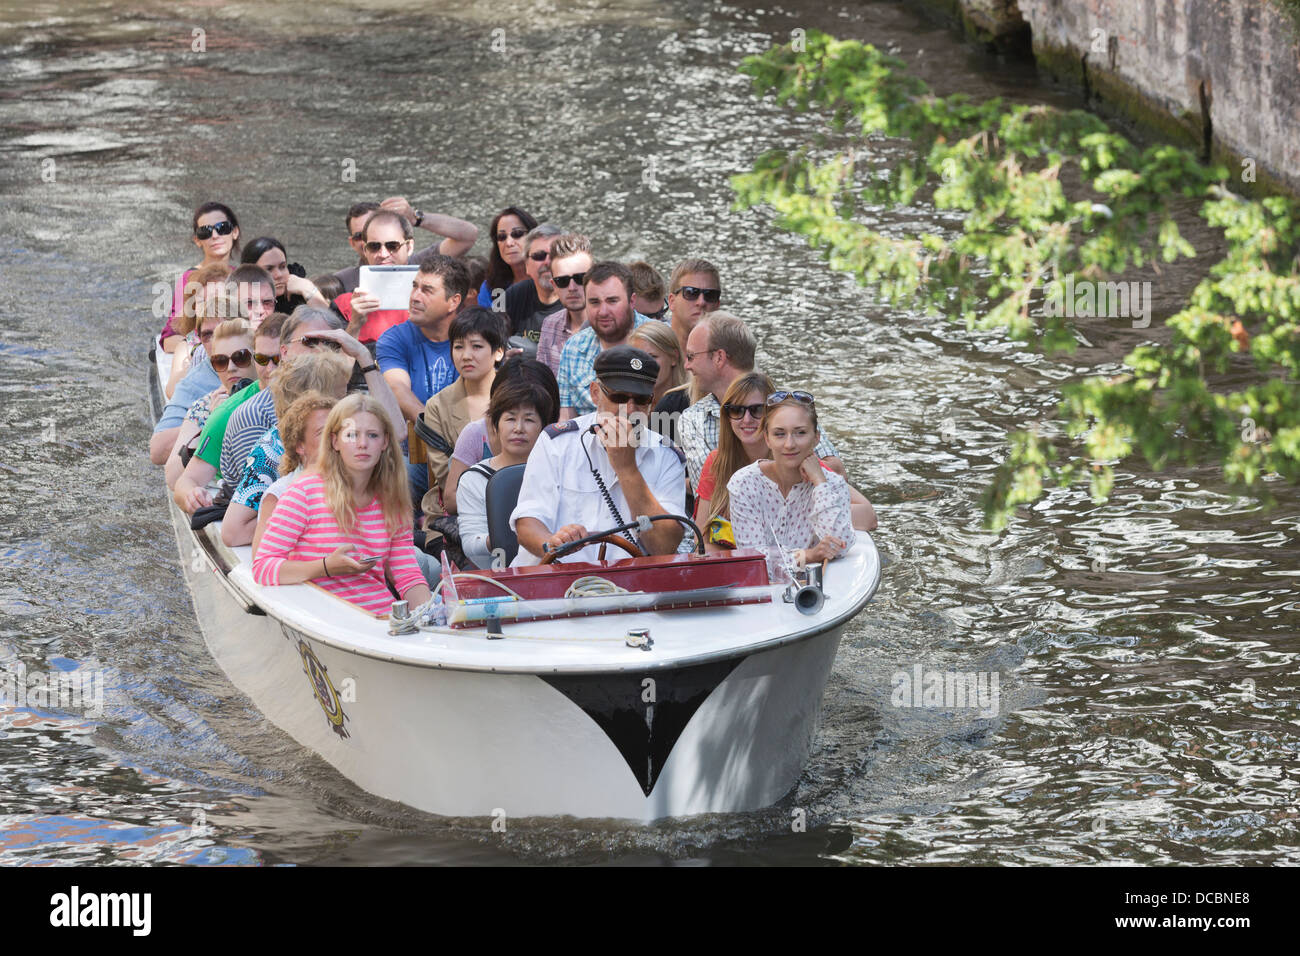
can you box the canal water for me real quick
[0,0,1296,865]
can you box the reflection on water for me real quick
[0,0,1296,865]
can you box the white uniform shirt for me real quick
[509,412,688,566]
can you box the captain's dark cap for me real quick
[594,345,659,397]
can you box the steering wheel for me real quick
[540,529,646,564]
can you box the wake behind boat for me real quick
[150,346,881,822]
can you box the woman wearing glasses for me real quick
[164,317,256,493]
[476,206,538,308]
[159,201,241,353]
[726,390,859,577]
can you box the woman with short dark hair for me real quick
[456,380,555,569]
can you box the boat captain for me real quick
[511,346,688,565]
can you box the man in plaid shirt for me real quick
[557,261,650,419]
[536,234,593,374]
[677,312,845,489]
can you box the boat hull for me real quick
[172,502,842,822]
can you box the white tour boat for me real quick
[150,346,881,822]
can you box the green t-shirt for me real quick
[194,381,261,475]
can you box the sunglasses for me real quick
[723,402,765,420]
[528,250,551,262]
[496,227,528,242]
[349,230,366,241]
[198,329,214,343]
[194,220,235,240]
[253,352,281,367]
[599,383,652,406]
[767,390,815,406]
[365,240,407,255]
[552,272,587,289]
[675,285,721,304]
[211,348,253,371]
[300,335,342,352]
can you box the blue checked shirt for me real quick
[555,312,651,416]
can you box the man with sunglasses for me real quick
[666,258,723,355]
[536,234,593,374]
[503,224,565,346]
[331,210,417,345]
[512,346,687,566]
[333,196,478,294]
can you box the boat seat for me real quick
[484,463,527,567]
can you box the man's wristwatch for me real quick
[412,209,425,228]
[359,363,378,375]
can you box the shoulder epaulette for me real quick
[544,420,580,438]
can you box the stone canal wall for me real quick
[908,0,1300,196]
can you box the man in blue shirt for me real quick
[376,255,469,426]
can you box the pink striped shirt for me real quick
[251,472,426,615]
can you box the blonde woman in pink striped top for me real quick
[253,393,432,615]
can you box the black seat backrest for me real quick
[484,463,527,567]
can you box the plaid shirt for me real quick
[556,312,650,415]
[537,309,582,375]
[678,393,840,489]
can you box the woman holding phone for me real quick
[253,393,432,615]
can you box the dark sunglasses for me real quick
[198,329,214,343]
[496,227,528,242]
[211,348,253,371]
[194,220,235,240]
[253,352,281,367]
[552,272,587,289]
[767,390,815,406]
[675,285,721,304]
[365,240,407,255]
[528,250,551,262]
[723,402,765,420]
[300,336,343,352]
[349,230,366,241]
[599,383,652,406]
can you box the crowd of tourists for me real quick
[150,197,877,615]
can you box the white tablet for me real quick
[359,265,419,310]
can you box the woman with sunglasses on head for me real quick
[253,393,433,615]
[164,317,256,493]
[476,206,538,308]
[159,201,241,353]
[240,237,328,315]
[726,390,858,578]
[697,375,877,551]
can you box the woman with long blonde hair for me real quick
[253,393,432,615]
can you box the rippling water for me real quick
[0,0,1296,865]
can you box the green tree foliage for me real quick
[733,31,1300,529]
